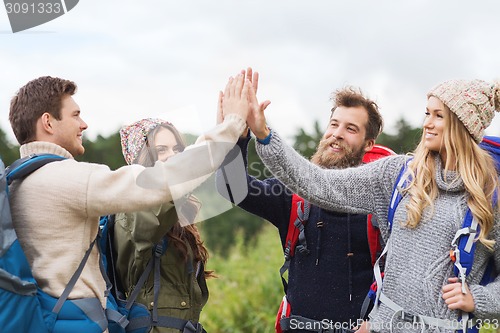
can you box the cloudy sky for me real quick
[1,0,499,146]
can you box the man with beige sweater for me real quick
[7,74,251,331]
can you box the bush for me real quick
[200,223,284,332]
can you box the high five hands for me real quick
[217,68,271,139]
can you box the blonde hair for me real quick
[404,107,498,249]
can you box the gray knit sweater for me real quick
[256,131,500,333]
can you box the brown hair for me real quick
[136,123,215,278]
[9,76,77,144]
[330,86,383,140]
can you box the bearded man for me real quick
[217,86,386,333]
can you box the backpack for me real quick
[0,154,110,333]
[275,144,396,333]
[99,215,207,333]
[99,215,152,333]
[0,154,149,333]
[372,136,500,333]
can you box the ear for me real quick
[364,139,375,152]
[39,113,55,134]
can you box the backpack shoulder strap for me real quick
[6,154,66,185]
[284,194,310,258]
[450,136,500,290]
[366,215,382,266]
[450,209,478,279]
[279,194,310,293]
[387,158,412,232]
[98,215,123,298]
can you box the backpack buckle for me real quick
[400,311,418,324]
[183,321,203,333]
[284,241,291,260]
[449,249,457,262]
[154,244,163,257]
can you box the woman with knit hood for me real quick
[244,78,500,332]
[113,118,213,333]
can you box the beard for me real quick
[310,137,366,169]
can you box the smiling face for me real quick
[423,96,448,157]
[153,127,182,162]
[311,106,374,168]
[51,95,88,156]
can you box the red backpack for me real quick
[275,144,395,333]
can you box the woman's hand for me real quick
[222,72,252,122]
[442,277,475,312]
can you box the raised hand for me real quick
[222,73,251,123]
[246,67,271,114]
[245,67,271,140]
[218,68,270,138]
[216,90,224,125]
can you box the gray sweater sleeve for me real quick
[255,130,406,235]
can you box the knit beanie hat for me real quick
[427,79,500,143]
[120,118,172,165]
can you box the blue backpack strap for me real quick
[450,209,479,291]
[6,154,66,185]
[480,136,500,171]
[445,213,495,331]
[387,158,413,231]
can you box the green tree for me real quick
[292,120,323,158]
[0,127,19,165]
[77,132,125,170]
[376,118,421,154]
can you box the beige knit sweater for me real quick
[9,114,246,308]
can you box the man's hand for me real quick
[245,67,271,140]
[246,67,271,116]
[442,277,475,312]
